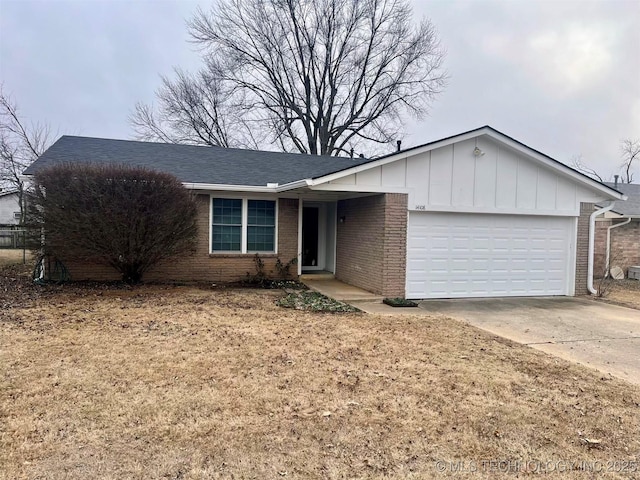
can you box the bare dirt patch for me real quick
[595,279,640,310]
[1,278,639,479]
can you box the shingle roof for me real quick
[24,136,371,186]
[602,182,640,216]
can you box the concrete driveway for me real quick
[419,297,640,386]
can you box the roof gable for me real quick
[310,126,624,201]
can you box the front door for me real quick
[302,206,320,269]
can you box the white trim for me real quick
[184,179,311,193]
[331,203,338,275]
[309,184,410,194]
[410,205,580,217]
[208,197,213,254]
[209,195,278,255]
[588,202,615,294]
[567,217,578,296]
[188,183,277,192]
[297,198,303,276]
[241,200,248,254]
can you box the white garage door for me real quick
[406,212,574,299]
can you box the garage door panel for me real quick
[406,213,573,299]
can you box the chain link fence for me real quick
[0,224,28,264]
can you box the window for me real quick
[247,200,275,252]
[211,198,276,253]
[212,198,242,252]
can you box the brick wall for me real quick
[335,193,407,297]
[594,219,640,277]
[61,195,299,283]
[574,202,593,295]
[382,193,408,297]
[594,219,610,277]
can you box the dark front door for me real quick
[302,206,319,267]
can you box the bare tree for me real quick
[570,154,604,182]
[26,164,198,284]
[0,88,54,223]
[132,0,446,156]
[130,68,262,149]
[571,139,640,185]
[620,138,639,183]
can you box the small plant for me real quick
[383,297,418,307]
[275,256,297,279]
[277,291,360,312]
[595,247,624,297]
[245,253,270,287]
[246,255,300,288]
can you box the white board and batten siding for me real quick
[319,134,611,299]
[325,136,605,215]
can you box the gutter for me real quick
[605,217,632,278]
[182,179,311,193]
[588,202,615,294]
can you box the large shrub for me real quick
[27,163,198,284]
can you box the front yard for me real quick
[596,279,640,310]
[1,269,639,479]
[0,248,31,267]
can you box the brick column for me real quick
[335,193,408,297]
[575,202,593,295]
[381,193,407,298]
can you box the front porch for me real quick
[293,193,408,298]
[300,275,383,302]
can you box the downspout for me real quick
[605,217,632,277]
[588,202,615,294]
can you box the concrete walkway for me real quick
[301,278,383,302]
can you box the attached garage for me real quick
[315,126,626,299]
[406,212,575,299]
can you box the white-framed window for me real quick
[211,197,277,253]
[13,212,21,220]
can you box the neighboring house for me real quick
[0,189,21,225]
[24,126,625,299]
[594,182,640,278]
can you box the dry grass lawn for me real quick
[1,269,639,479]
[595,279,640,310]
[0,248,31,267]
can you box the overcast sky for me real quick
[1,0,639,181]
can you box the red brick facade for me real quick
[335,193,407,297]
[574,202,592,295]
[62,195,299,283]
[594,218,640,277]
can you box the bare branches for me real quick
[0,88,54,223]
[133,0,446,156]
[570,154,604,182]
[129,69,260,148]
[571,139,640,186]
[621,138,639,184]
